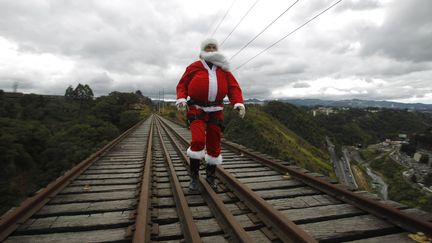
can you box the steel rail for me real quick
[155,121,202,243]
[156,117,254,243]
[221,140,432,236]
[157,115,318,243]
[0,119,146,242]
[133,115,154,243]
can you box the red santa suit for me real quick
[176,59,244,165]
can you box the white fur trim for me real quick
[202,60,218,102]
[187,147,205,159]
[201,38,219,51]
[193,105,223,112]
[205,154,223,165]
[200,51,230,71]
[233,103,245,109]
[176,98,187,105]
[234,103,245,118]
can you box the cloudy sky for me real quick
[1,0,431,103]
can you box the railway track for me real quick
[154,115,432,242]
[1,114,431,242]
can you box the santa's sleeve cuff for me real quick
[176,98,187,105]
[233,103,245,109]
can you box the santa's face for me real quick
[204,44,217,52]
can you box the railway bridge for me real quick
[1,114,431,242]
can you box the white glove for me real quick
[176,98,187,111]
[234,103,245,119]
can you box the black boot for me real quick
[206,164,218,191]
[189,159,200,191]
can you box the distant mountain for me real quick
[244,98,265,104]
[277,98,432,110]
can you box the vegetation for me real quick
[0,85,152,215]
[263,101,327,149]
[365,152,432,212]
[350,159,373,192]
[314,107,432,147]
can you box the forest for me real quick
[0,85,152,214]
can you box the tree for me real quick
[135,90,143,97]
[64,85,74,99]
[64,84,94,101]
[71,84,94,118]
[108,92,139,109]
[119,111,141,130]
[20,95,46,120]
[73,84,94,101]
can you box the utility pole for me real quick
[12,82,18,93]
[158,90,160,113]
[162,88,164,114]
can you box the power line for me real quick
[220,0,260,46]
[210,0,237,38]
[233,0,344,71]
[229,0,300,60]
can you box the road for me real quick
[342,148,359,190]
[326,137,358,190]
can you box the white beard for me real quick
[200,51,230,71]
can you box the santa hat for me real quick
[201,38,219,51]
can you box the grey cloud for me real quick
[292,82,310,88]
[289,0,333,20]
[0,76,35,91]
[265,62,308,76]
[336,0,381,11]
[242,86,272,99]
[0,0,174,70]
[348,56,432,78]
[360,0,432,63]
[1,0,432,103]
[86,72,115,94]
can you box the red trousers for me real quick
[187,108,223,163]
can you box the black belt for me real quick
[187,99,223,107]
[187,111,225,131]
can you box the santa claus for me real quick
[176,38,245,191]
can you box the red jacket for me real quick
[176,60,243,108]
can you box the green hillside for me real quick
[263,101,327,149]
